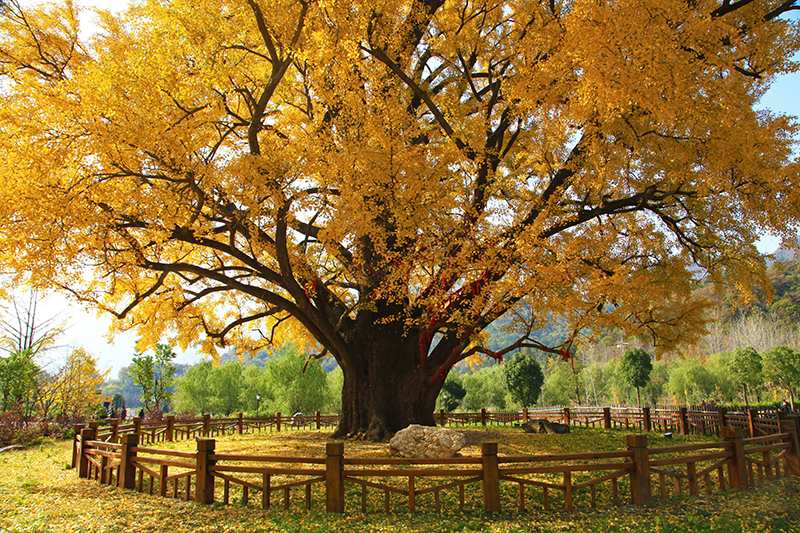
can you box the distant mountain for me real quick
[769,245,796,266]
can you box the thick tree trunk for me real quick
[331,320,444,441]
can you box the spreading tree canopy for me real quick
[1,0,799,438]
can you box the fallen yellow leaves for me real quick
[2,430,799,532]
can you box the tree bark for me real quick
[743,383,749,409]
[331,320,444,441]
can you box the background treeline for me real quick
[438,323,799,412]
[171,347,343,416]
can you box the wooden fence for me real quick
[434,405,791,438]
[72,405,793,471]
[73,416,800,515]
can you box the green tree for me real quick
[541,358,575,407]
[325,366,344,414]
[502,353,545,408]
[266,351,328,415]
[239,363,272,416]
[209,360,245,416]
[174,359,215,414]
[111,393,125,410]
[763,346,800,410]
[0,349,38,413]
[461,365,509,411]
[727,347,763,408]
[668,358,716,406]
[128,343,176,414]
[619,348,653,407]
[642,361,670,406]
[438,373,467,412]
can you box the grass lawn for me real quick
[0,427,798,532]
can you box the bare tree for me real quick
[0,290,66,356]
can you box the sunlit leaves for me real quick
[0,1,798,406]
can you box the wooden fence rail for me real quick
[71,407,799,471]
[74,415,800,515]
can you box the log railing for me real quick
[74,406,797,467]
[73,416,800,515]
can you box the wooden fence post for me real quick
[276,412,282,432]
[166,415,175,442]
[748,408,758,437]
[723,427,748,489]
[788,414,800,440]
[439,409,446,426]
[642,407,651,432]
[679,407,690,436]
[522,408,529,424]
[480,408,487,426]
[133,416,142,435]
[326,443,345,513]
[315,411,321,430]
[481,442,501,513]
[627,435,652,505]
[603,407,612,429]
[716,407,727,436]
[195,438,216,504]
[203,413,211,436]
[237,413,243,435]
[118,433,139,490]
[109,418,120,442]
[563,407,571,426]
[71,424,85,468]
[779,418,800,476]
[78,427,96,479]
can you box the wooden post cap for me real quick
[626,434,647,448]
[196,438,216,452]
[722,427,743,439]
[326,442,344,456]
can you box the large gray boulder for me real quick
[389,424,467,458]
[521,418,570,434]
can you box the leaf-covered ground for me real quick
[1,427,798,532]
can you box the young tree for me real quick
[762,346,800,410]
[2,0,800,439]
[128,344,176,413]
[727,347,763,408]
[52,347,109,419]
[619,348,653,407]
[502,352,545,408]
[0,349,38,413]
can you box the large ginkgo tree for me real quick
[1,0,799,438]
